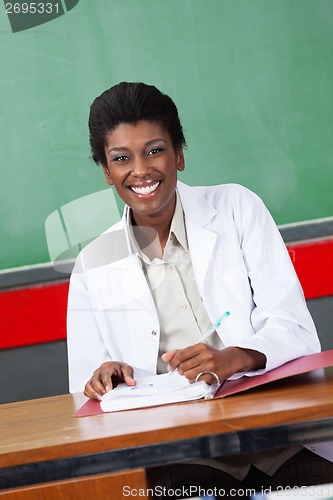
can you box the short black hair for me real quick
[89,82,186,165]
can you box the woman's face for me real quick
[102,120,184,226]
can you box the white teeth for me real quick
[131,182,159,195]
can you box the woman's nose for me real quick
[131,158,149,177]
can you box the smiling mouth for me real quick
[129,181,161,195]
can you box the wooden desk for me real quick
[1,368,333,498]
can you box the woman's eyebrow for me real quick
[146,138,167,145]
[108,146,129,153]
[108,138,167,154]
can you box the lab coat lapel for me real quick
[107,183,218,313]
[109,253,157,317]
[177,182,217,297]
[98,218,157,318]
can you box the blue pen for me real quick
[168,311,230,375]
[195,311,230,344]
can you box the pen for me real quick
[168,311,230,375]
[195,311,230,344]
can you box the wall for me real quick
[0,0,332,403]
[1,0,332,271]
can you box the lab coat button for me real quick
[151,330,157,336]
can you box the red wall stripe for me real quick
[0,238,332,349]
[288,239,333,299]
[0,282,69,349]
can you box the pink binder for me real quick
[74,350,333,417]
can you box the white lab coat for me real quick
[67,181,320,394]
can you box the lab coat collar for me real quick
[176,181,217,227]
[115,181,218,298]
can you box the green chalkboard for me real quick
[1,0,332,271]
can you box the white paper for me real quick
[100,371,212,412]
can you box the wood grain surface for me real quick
[1,369,333,469]
[0,469,150,499]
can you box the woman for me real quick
[67,82,332,497]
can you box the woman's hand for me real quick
[162,345,266,384]
[84,361,136,400]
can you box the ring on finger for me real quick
[195,370,220,385]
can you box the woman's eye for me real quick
[112,155,129,162]
[148,148,163,156]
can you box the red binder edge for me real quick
[74,350,333,417]
[216,349,333,398]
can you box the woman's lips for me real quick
[129,180,161,196]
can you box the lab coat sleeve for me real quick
[67,267,112,393]
[231,189,320,372]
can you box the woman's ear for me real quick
[102,164,113,185]
[177,148,185,172]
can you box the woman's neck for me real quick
[130,194,176,254]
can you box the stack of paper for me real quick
[100,371,215,412]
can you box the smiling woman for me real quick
[102,121,185,249]
[66,82,333,499]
